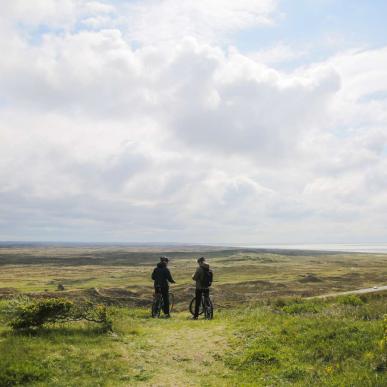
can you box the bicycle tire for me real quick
[169,292,174,313]
[204,297,213,320]
[189,297,204,316]
[151,294,162,318]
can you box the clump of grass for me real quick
[281,364,307,381]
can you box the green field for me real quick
[0,245,386,386]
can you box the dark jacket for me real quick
[192,262,210,289]
[151,262,175,288]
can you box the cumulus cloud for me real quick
[248,42,306,65]
[124,0,277,44]
[0,0,386,243]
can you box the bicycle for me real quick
[151,288,174,318]
[189,291,213,319]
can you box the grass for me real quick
[1,247,386,300]
[0,246,386,385]
[0,306,230,386]
[223,294,387,386]
[0,294,386,386]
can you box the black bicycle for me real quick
[189,292,213,319]
[151,289,174,318]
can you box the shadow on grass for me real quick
[0,324,109,338]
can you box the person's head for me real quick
[197,257,205,265]
[160,256,169,266]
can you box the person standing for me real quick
[151,256,175,318]
[192,257,212,319]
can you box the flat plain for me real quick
[0,245,386,386]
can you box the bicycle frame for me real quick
[151,289,174,317]
[189,291,213,319]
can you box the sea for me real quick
[1,241,387,254]
[234,243,387,254]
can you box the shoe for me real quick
[164,314,171,319]
[191,316,198,320]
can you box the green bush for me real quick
[1,297,112,331]
[282,302,321,314]
[336,294,364,306]
[269,297,323,314]
[9,298,73,330]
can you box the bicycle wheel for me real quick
[189,296,204,316]
[204,296,213,320]
[169,293,174,313]
[151,294,162,318]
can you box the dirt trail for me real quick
[136,314,230,386]
[311,284,387,299]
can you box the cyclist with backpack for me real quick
[151,256,175,318]
[191,257,213,319]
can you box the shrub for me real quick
[2,297,112,331]
[336,295,364,306]
[282,302,321,314]
[8,297,73,330]
[281,300,322,314]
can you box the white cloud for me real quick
[0,1,386,243]
[248,42,306,65]
[124,0,277,45]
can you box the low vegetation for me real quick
[1,247,386,301]
[225,294,386,386]
[0,293,386,386]
[0,246,386,385]
[1,297,111,331]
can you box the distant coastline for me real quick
[0,241,387,254]
[235,243,387,254]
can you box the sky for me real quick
[0,0,387,244]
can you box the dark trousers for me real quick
[155,286,170,315]
[194,288,209,317]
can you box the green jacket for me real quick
[192,263,210,289]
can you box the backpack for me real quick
[203,269,213,287]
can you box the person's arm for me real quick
[151,269,156,281]
[166,268,175,283]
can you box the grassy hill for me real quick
[0,292,386,386]
[0,246,386,386]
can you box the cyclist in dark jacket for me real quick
[192,257,210,319]
[151,257,175,317]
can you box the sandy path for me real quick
[311,284,387,299]
[136,315,230,387]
